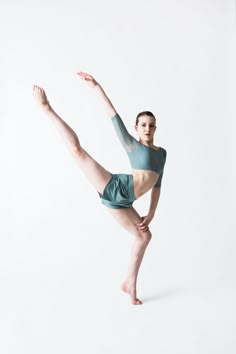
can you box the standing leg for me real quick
[108,207,152,305]
[32,85,112,193]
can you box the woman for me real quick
[33,72,167,305]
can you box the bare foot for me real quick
[121,281,143,305]
[32,85,50,109]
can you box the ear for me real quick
[134,125,138,133]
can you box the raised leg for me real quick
[108,207,152,305]
[32,85,112,194]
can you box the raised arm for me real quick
[77,72,117,118]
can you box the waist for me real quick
[132,169,159,198]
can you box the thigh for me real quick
[107,206,148,236]
[73,147,112,194]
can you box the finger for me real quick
[138,218,147,223]
[137,225,147,230]
[137,224,145,229]
[136,223,143,227]
[137,221,145,226]
[139,225,148,232]
[77,72,90,79]
[138,223,148,229]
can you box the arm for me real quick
[148,187,161,218]
[136,187,161,232]
[138,151,167,231]
[78,72,136,151]
[94,84,117,118]
[77,72,117,117]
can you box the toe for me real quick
[133,299,142,305]
[135,299,142,305]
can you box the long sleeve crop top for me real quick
[111,113,167,188]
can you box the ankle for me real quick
[122,278,136,291]
[41,102,53,114]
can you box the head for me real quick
[135,111,157,144]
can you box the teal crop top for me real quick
[111,113,167,188]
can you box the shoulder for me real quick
[159,147,167,160]
[161,147,167,154]
[151,145,166,152]
[154,146,167,154]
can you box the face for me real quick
[135,115,156,143]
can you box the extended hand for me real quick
[77,72,98,88]
[136,215,153,232]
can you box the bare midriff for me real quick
[132,169,159,199]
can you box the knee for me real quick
[136,229,152,245]
[144,230,152,244]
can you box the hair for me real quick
[135,111,156,125]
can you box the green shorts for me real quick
[99,174,135,209]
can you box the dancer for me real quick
[33,72,167,305]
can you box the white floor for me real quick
[1,264,235,354]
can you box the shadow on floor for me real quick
[142,287,187,303]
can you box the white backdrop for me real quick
[1,0,235,353]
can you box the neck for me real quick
[139,139,154,147]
